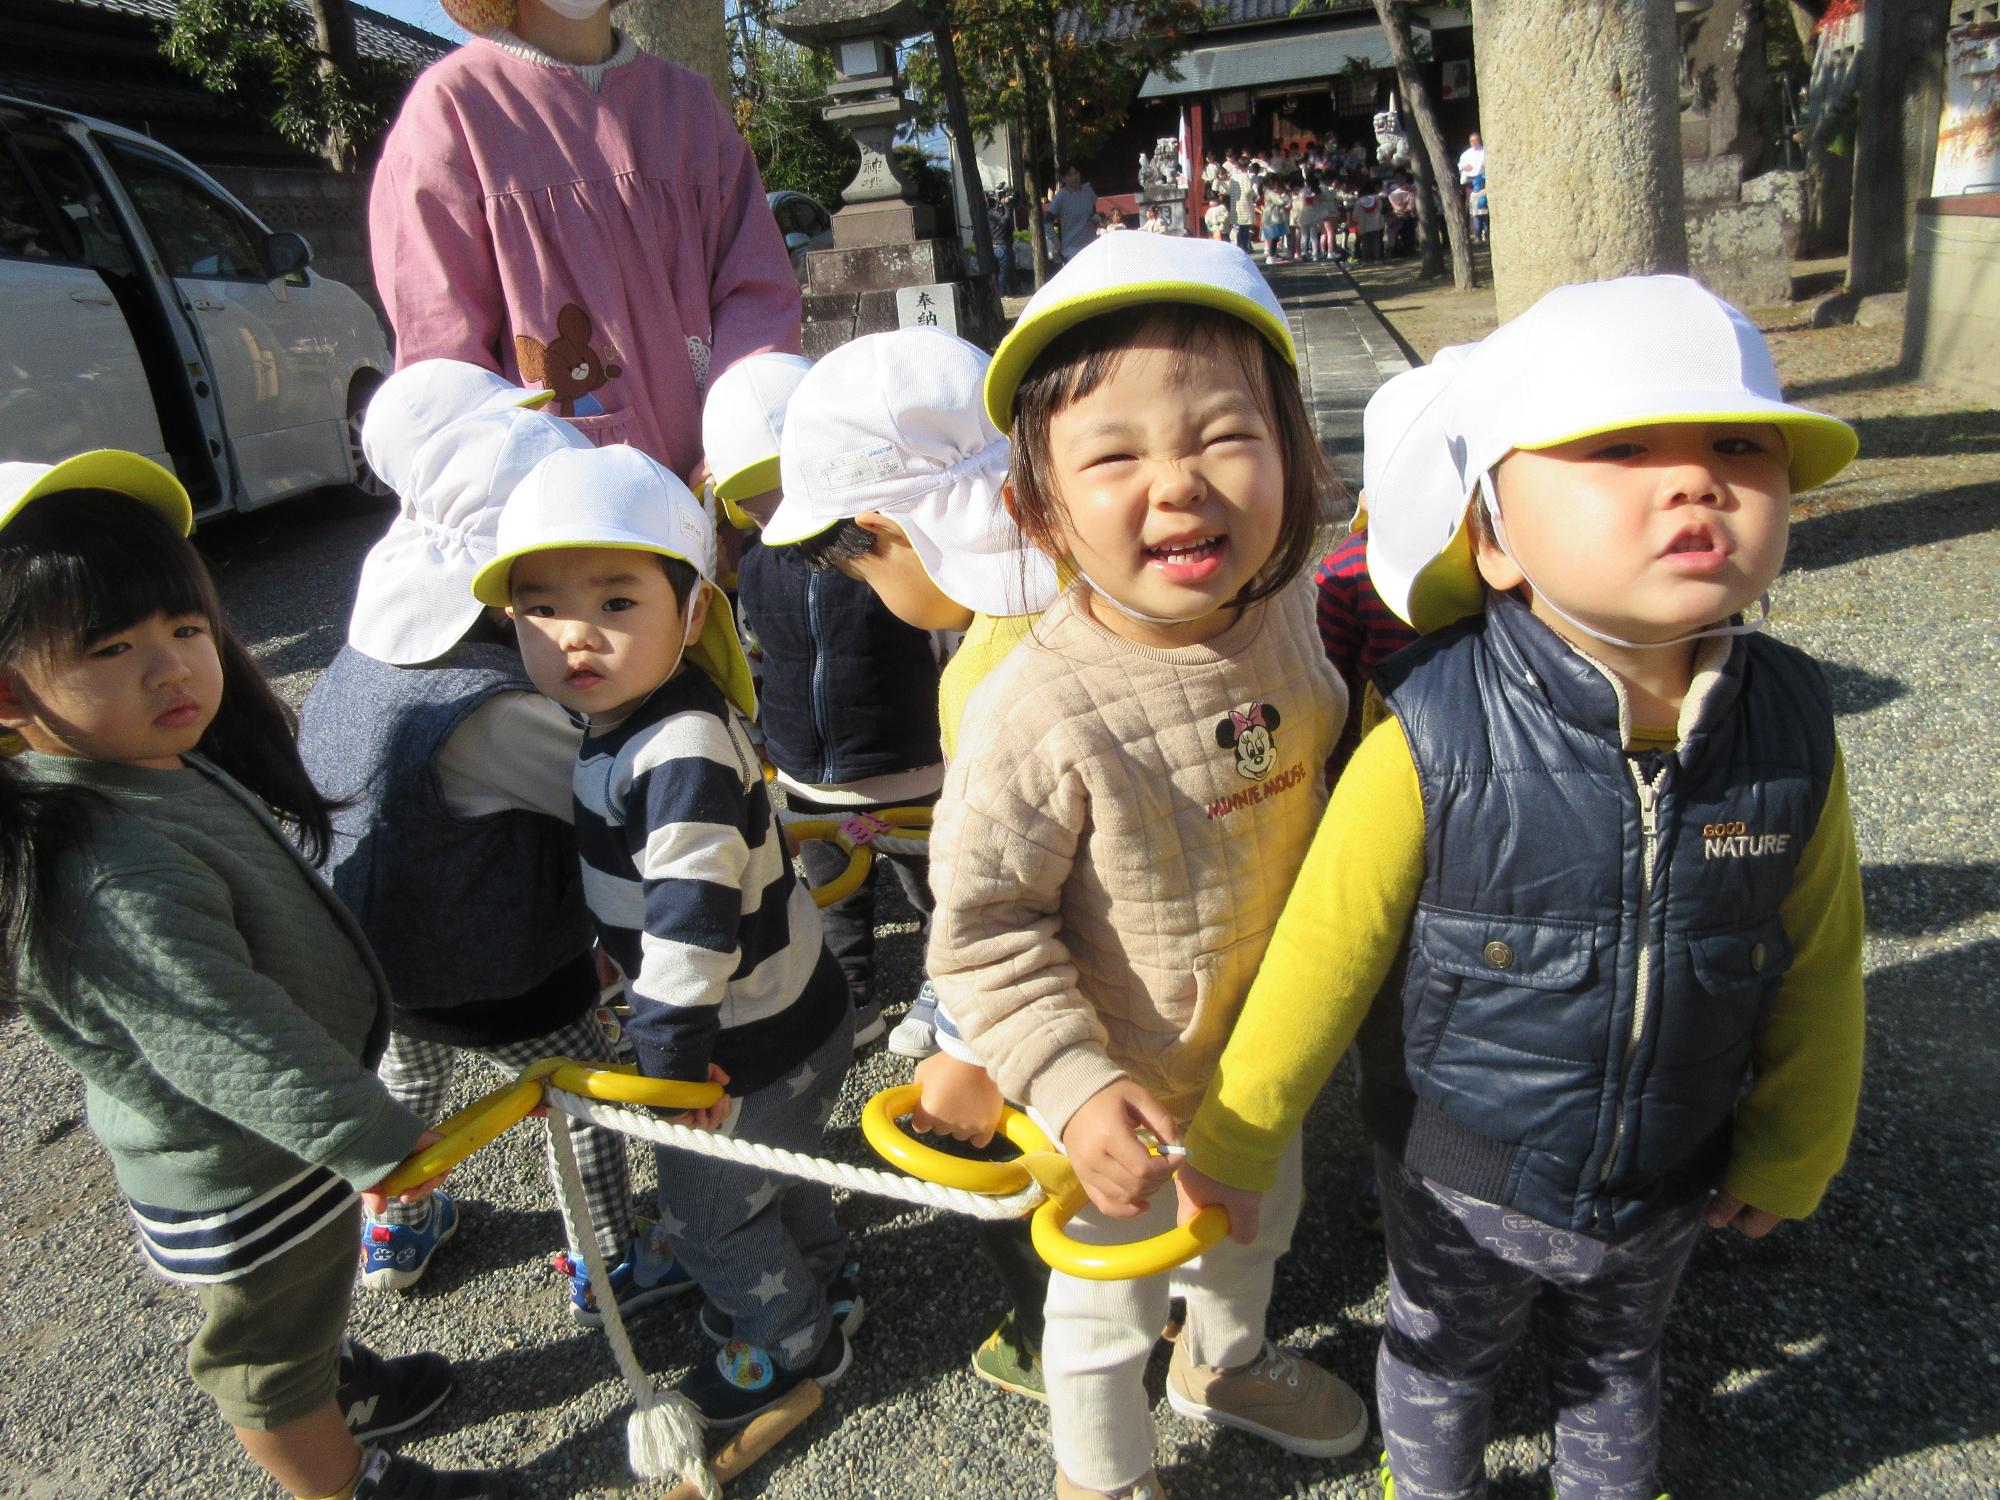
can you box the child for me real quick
[761,326,1060,1397]
[1178,275,1867,1499]
[708,351,949,1055]
[474,443,857,1426]
[1259,175,1290,263]
[299,361,685,1326]
[1202,192,1230,243]
[0,454,504,1500]
[926,235,1371,1498]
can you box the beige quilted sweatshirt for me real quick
[927,577,1344,1136]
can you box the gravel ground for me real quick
[3,305,1996,1499]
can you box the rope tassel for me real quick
[549,1116,714,1495]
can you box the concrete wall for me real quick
[208,165,382,323]
[1903,201,2000,406]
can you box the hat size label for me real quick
[814,444,907,494]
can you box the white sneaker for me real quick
[887,980,940,1059]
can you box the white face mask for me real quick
[1477,471,1768,653]
[536,0,609,19]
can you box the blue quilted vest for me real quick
[1357,594,1836,1236]
[299,642,592,1022]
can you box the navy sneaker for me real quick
[349,1446,509,1499]
[337,1339,453,1442]
[569,1218,697,1328]
[677,1324,851,1428]
[699,1261,863,1345]
[360,1192,459,1292]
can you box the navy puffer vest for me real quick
[299,642,592,1025]
[1357,595,1835,1236]
[738,538,942,786]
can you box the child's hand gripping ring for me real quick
[376,1059,726,1195]
[859,1084,1231,1280]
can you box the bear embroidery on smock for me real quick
[516,303,623,417]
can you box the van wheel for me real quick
[345,373,391,499]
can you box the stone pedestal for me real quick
[1684,152,1793,309]
[774,0,999,354]
[1138,187,1188,235]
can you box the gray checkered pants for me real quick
[375,1013,636,1263]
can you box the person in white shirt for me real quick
[1457,132,1486,189]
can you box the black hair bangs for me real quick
[0,490,218,661]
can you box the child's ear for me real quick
[853,511,904,551]
[685,578,714,639]
[1470,523,1524,594]
[0,670,35,730]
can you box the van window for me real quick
[103,142,265,280]
[9,134,134,276]
[0,146,67,261]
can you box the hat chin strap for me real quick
[1072,566,1221,627]
[1476,471,1768,653]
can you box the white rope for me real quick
[547,1088,1046,1222]
[548,1112,714,1495]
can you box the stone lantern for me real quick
[774,0,998,353]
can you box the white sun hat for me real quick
[765,328,1058,619]
[348,406,592,665]
[1368,274,1859,634]
[701,352,814,521]
[983,232,1295,431]
[361,359,555,500]
[0,451,192,538]
[472,443,758,718]
[1357,345,1487,632]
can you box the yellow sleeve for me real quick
[1183,709,1426,1191]
[1721,744,1866,1220]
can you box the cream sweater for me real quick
[927,578,1343,1135]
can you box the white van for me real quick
[0,95,392,520]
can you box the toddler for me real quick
[1180,276,1867,1499]
[476,443,857,1427]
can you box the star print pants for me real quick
[653,990,853,1364]
[376,1009,634,1263]
[1375,1150,1707,1500]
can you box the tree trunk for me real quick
[928,2,1003,329]
[1014,51,1052,288]
[1844,0,1950,291]
[1042,21,1067,175]
[1372,0,1476,291]
[1468,0,1687,321]
[308,0,359,171]
[622,0,733,107]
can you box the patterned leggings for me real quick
[375,1012,636,1263]
[1375,1149,1705,1500]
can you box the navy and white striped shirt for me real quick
[573,670,839,1093]
[129,1165,352,1284]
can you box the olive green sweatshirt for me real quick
[14,753,424,1211]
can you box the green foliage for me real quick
[905,0,1213,177]
[730,24,859,208]
[163,0,413,165]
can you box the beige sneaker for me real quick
[1165,1339,1369,1458]
[1055,1469,1166,1500]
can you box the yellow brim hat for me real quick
[0,451,193,538]
[983,235,1296,432]
[1372,275,1860,634]
[472,445,758,720]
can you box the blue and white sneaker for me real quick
[887,980,940,1059]
[569,1218,697,1328]
[360,1192,459,1292]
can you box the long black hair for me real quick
[1,490,336,1000]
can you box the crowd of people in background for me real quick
[983,132,1492,290]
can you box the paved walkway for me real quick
[1263,260,1415,492]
